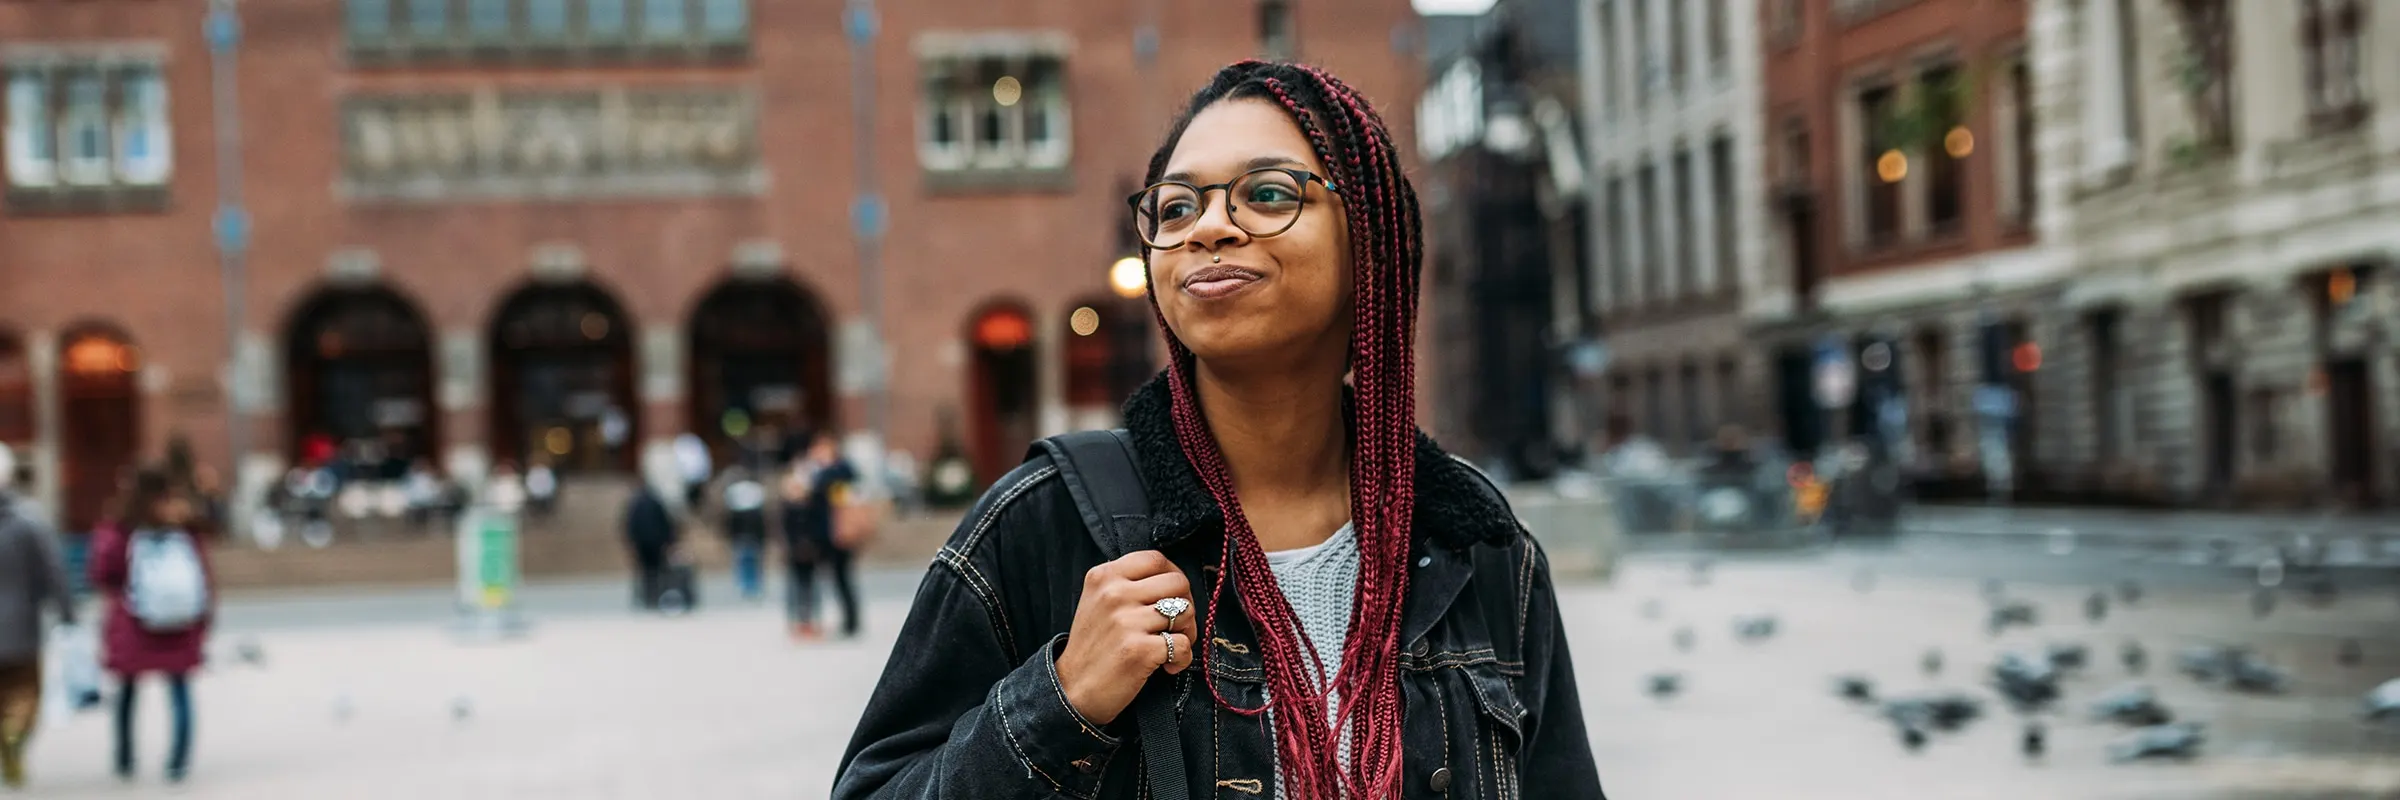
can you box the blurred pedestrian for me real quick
[720,468,770,603]
[623,481,679,611]
[673,432,713,509]
[834,62,1600,799]
[88,468,213,785]
[0,443,79,790]
[484,461,526,516]
[784,431,863,640]
[524,458,559,521]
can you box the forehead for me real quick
[1162,98,1329,181]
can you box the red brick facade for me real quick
[1,0,1422,529]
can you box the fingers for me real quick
[1110,550,1179,580]
[1161,632,1196,675]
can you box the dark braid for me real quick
[1138,60,1424,798]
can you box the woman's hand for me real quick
[1054,550,1197,727]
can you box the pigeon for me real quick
[2084,592,2109,623]
[451,696,474,722]
[1732,615,1780,642]
[235,637,267,666]
[2249,588,2277,619]
[1645,673,1683,699]
[2090,684,2174,726]
[2109,722,2204,762]
[1993,651,2063,710]
[2225,656,2289,694]
[2178,645,2246,682]
[2338,639,2364,668]
[2121,641,2149,675]
[1835,675,1876,703]
[1922,648,1945,676]
[1884,693,1984,732]
[2046,642,2090,671]
[1672,626,1696,653]
[1899,724,1929,751]
[2021,722,2047,758]
[1988,600,2038,634]
[2365,678,2400,722]
[2117,580,2143,606]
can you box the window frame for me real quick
[4,67,57,189]
[3,53,175,212]
[113,65,173,186]
[916,48,1074,182]
[343,0,751,65]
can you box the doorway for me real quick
[2324,358,2377,506]
[489,283,638,474]
[966,303,1039,485]
[58,326,143,533]
[284,286,437,477]
[687,279,831,470]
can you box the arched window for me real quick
[490,283,637,473]
[687,278,831,469]
[285,287,436,475]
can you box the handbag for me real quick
[1029,430,1190,800]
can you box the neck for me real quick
[1191,358,1351,516]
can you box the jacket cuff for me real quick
[990,633,1123,798]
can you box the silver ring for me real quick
[1161,631,1177,666]
[1151,597,1191,626]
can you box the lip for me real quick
[1180,265,1266,300]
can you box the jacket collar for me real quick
[1119,372,1519,554]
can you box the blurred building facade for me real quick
[0,0,1425,534]
[1417,0,1596,479]
[1579,0,1769,458]
[1746,0,2060,489]
[2025,0,2400,508]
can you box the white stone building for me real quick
[2027,0,2400,507]
[1578,0,1770,454]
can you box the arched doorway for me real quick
[686,279,832,470]
[1061,296,1154,428]
[284,287,437,477]
[0,329,31,452]
[966,301,1039,484]
[58,325,142,533]
[489,283,637,474]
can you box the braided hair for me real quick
[1139,61,1423,798]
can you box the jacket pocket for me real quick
[1465,665,1526,800]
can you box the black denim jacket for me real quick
[834,377,1605,799]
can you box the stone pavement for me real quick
[13,546,2400,799]
[1907,504,2400,567]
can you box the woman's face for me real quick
[1150,98,1353,370]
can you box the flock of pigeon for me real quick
[1640,558,2400,767]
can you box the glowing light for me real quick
[1944,126,1975,158]
[992,76,1023,107]
[580,312,610,341]
[2012,342,2043,373]
[65,337,135,376]
[1070,307,1101,337]
[1876,149,1909,183]
[1109,256,1148,298]
[543,427,573,456]
[974,309,1033,350]
[722,409,752,438]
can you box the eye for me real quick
[1243,180,1302,206]
[1157,197,1199,223]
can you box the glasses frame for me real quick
[1125,166,1341,250]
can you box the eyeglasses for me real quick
[1126,166,1340,250]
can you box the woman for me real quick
[89,468,214,784]
[836,61,1603,799]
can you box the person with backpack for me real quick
[782,431,874,641]
[88,467,213,785]
[0,443,79,790]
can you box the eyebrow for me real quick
[1159,155,1308,185]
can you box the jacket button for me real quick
[1410,639,1431,657]
[1429,767,1454,792]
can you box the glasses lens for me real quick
[1231,169,1305,237]
[1139,183,1202,248]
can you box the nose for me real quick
[1183,188,1249,254]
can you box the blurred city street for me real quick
[18,520,2400,799]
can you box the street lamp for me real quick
[1109,256,1148,299]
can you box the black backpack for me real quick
[1027,430,1190,800]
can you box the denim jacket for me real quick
[834,377,1605,799]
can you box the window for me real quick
[2090,309,2129,463]
[1778,116,1809,184]
[1597,2,1618,118]
[1709,134,1734,284]
[344,0,747,61]
[1922,64,1965,233]
[1859,83,1901,246]
[1680,361,1705,448]
[1258,0,1296,61]
[1672,147,1695,295]
[2116,0,2142,151]
[919,53,1072,179]
[2169,0,2233,149]
[4,61,173,206]
[1636,162,1659,298]
[1706,0,1730,74]
[1666,0,1686,95]
[1631,0,1652,106]
[2301,0,2368,131]
[2008,56,2036,224]
[1716,358,1741,433]
[1604,175,1628,305]
[0,333,28,444]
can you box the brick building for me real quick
[0,0,1424,535]
[1749,0,2063,479]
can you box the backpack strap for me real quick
[1028,430,1188,800]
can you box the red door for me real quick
[60,331,143,533]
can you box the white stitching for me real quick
[960,465,1058,555]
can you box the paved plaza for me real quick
[12,536,2400,799]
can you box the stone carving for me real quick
[344,87,759,194]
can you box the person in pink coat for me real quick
[87,468,213,785]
